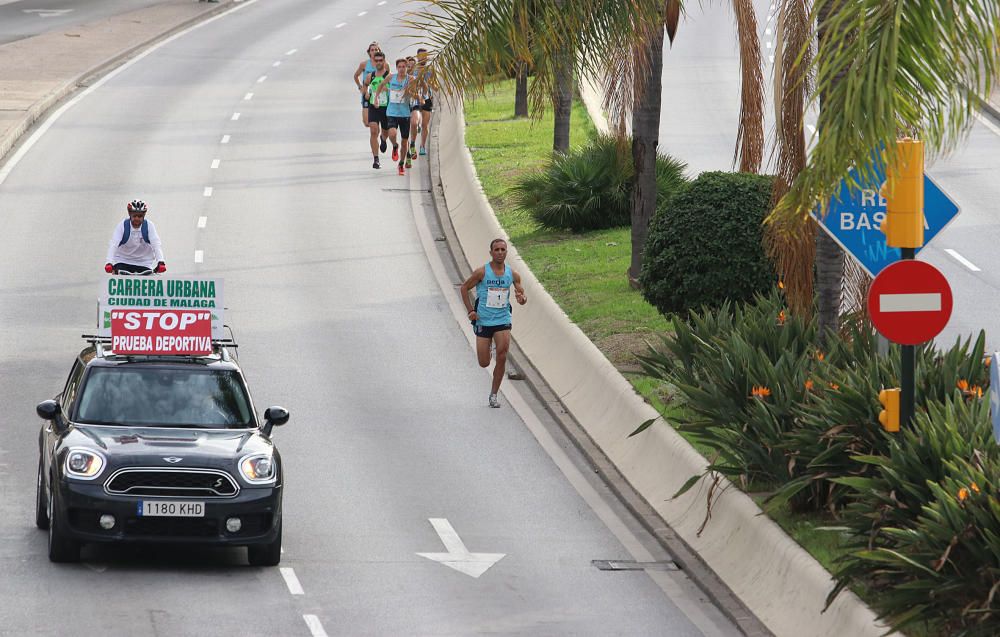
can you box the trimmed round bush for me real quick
[640,171,776,315]
[513,135,687,232]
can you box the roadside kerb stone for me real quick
[434,99,895,637]
[0,0,237,164]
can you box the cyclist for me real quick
[364,51,391,169]
[459,238,527,408]
[105,200,166,274]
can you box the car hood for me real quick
[65,425,272,467]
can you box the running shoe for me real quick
[379,138,387,153]
[391,145,399,162]
[409,145,417,160]
[489,394,500,408]
[405,155,412,169]
[373,157,380,169]
[398,162,405,176]
[419,146,427,156]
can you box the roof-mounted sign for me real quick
[110,309,213,355]
[99,276,225,340]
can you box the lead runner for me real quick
[459,238,527,408]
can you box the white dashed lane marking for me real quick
[358,10,367,16]
[311,34,323,40]
[285,48,298,55]
[303,615,328,637]
[273,60,282,67]
[203,187,214,197]
[243,92,253,101]
[231,112,241,121]
[221,134,230,144]
[945,248,981,272]
[257,75,267,83]
[211,159,220,169]
[279,567,305,595]
[197,216,207,228]
[194,250,204,263]
[335,22,346,28]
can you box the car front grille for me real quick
[104,468,239,498]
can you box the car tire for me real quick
[247,519,281,567]
[35,459,49,530]
[47,485,80,563]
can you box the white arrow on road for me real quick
[417,518,505,578]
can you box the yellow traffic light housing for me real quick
[878,388,901,432]
[881,139,924,248]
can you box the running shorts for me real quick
[387,116,411,138]
[421,98,434,112]
[368,106,389,130]
[362,95,369,109]
[473,323,511,339]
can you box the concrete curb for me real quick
[0,0,237,165]
[435,100,891,637]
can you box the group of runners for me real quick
[354,42,434,175]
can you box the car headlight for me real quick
[239,454,276,483]
[65,448,106,480]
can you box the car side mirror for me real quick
[36,400,59,421]
[262,406,290,436]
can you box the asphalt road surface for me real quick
[660,2,1000,353]
[0,0,175,45]
[0,0,739,635]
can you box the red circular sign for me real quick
[867,260,953,345]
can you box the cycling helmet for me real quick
[127,199,148,214]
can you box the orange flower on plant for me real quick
[816,351,825,362]
[986,356,992,368]
[750,385,772,399]
[971,483,981,494]
[777,310,786,325]
[804,379,814,391]
[778,280,785,290]
[972,386,984,399]
[828,382,840,391]
[957,379,970,392]
[958,487,970,502]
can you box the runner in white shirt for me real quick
[105,200,167,274]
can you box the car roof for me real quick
[78,344,243,373]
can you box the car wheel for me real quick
[35,459,49,530]
[47,484,80,563]
[247,519,282,567]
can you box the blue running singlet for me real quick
[475,263,513,326]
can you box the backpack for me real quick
[119,219,150,246]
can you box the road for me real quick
[0,0,175,45]
[0,0,738,635]
[659,2,1000,352]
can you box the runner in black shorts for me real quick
[364,52,390,169]
[416,48,435,156]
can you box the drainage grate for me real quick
[592,560,679,572]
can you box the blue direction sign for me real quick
[814,164,960,277]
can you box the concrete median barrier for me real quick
[435,100,891,637]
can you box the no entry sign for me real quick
[111,309,213,355]
[867,260,953,345]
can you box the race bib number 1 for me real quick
[486,287,510,309]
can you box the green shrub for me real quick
[640,171,776,315]
[512,135,687,232]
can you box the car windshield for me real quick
[74,367,254,429]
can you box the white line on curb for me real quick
[303,615,328,637]
[974,111,1000,137]
[879,293,941,313]
[243,92,253,101]
[945,248,981,271]
[203,187,213,197]
[257,75,267,83]
[311,34,323,40]
[194,250,204,263]
[358,10,367,16]
[279,567,304,595]
[272,60,281,67]
[221,134,230,144]
[211,159,220,169]
[285,48,297,55]
[197,216,207,228]
[230,112,240,121]
[335,22,346,28]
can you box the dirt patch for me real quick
[595,331,659,368]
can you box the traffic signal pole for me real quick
[900,247,916,427]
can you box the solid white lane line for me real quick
[257,75,267,83]
[879,293,942,313]
[285,48,298,55]
[358,10,367,16]
[303,615,329,637]
[335,22,346,28]
[231,112,241,121]
[221,134,231,144]
[243,92,253,101]
[279,567,305,595]
[211,159,220,169]
[312,34,323,40]
[945,248,982,271]
[203,187,213,197]
[197,216,207,228]
[194,250,204,263]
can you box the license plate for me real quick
[137,500,205,517]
